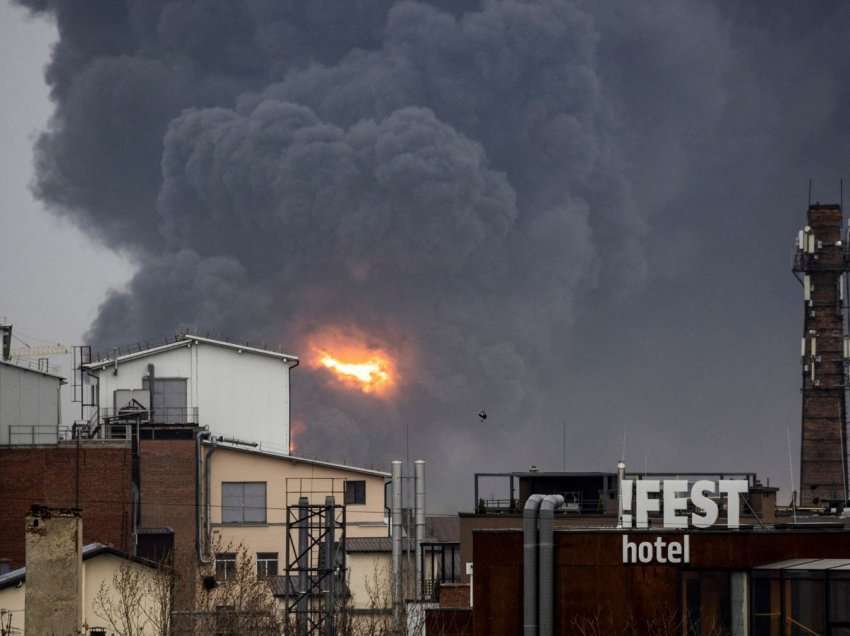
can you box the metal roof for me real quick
[756,558,850,571]
[0,543,157,590]
[345,537,416,553]
[205,441,391,478]
[83,334,299,371]
[0,359,66,382]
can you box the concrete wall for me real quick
[0,364,61,445]
[0,445,133,568]
[94,339,292,450]
[347,552,391,609]
[24,508,82,635]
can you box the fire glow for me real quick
[309,330,396,395]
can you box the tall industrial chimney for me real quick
[794,204,849,506]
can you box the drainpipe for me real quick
[523,494,544,636]
[195,429,211,563]
[204,439,219,561]
[414,460,426,600]
[538,495,564,636]
[391,460,403,627]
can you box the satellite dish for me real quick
[478,409,487,422]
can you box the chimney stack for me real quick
[24,506,83,635]
[794,204,849,506]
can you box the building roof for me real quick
[205,440,391,478]
[83,334,299,371]
[345,537,416,553]
[756,558,850,571]
[0,543,157,590]
[0,359,66,382]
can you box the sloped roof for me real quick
[345,537,416,553]
[83,334,298,371]
[0,359,65,382]
[207,441,390,478]
[0,543,157,590]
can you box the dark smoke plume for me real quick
[17,0,850,507]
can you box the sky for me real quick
[0,2,133,420]
[4,0,850,511]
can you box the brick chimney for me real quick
[24,506,83,635]
[794,204,849,506]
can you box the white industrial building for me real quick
[82,335,298,451]
[0,360,65,445]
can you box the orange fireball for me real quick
[308,328,397,396]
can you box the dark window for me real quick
[215,553,236,581]
[345,480,366,505]
[786,574,825,636]
[256,552,278,578]
[682,571,730,636]
[752,574,781,636]
[222,482,267,524]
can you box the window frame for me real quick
[256,552,279,579]
[215,552,237,582]
[345,480,367,505]
[221,481,267,525]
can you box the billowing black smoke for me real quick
[17,0,850,507]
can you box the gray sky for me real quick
[5,0,849,511]
[0,2,132,416]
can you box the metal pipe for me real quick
[414,460,426,599]
[296,496,309,636]
[195,429,212,563]
[617,461,626,528]
[538,495,564,636]
[523,494,544,636]
[391,460,403,626]
[203,440,219,560]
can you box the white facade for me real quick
[85,336,297,451]
[0,361,63,445]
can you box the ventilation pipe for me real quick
[414,460,426,600]
[391,460,403,626]
[523,495,544,636]
[538,495,565,636]
[617,461,627,528]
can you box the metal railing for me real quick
[98,406,199,426]
[6,425,58,446]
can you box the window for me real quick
[681,571,731,636]
[256,552,278,578]
[222,482,267,524]
[215,553,236,581]
[345,480,366,505]
[142,377,187,424]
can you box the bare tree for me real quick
[93,562,156,636]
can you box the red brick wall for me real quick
[0,445,133,567]
[439,583,470,608]
[139,439,197,562]
[138,439,198,606]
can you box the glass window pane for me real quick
[786,578,825,636]
[243,483,266,523]
[830,578,850,623]
[222,483,244,523]
[752,577,781,636]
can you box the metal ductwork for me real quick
[391,460,403,626]
[414,460,426,599]
[523,494,564,636]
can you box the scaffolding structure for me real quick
[284,497,346,636]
